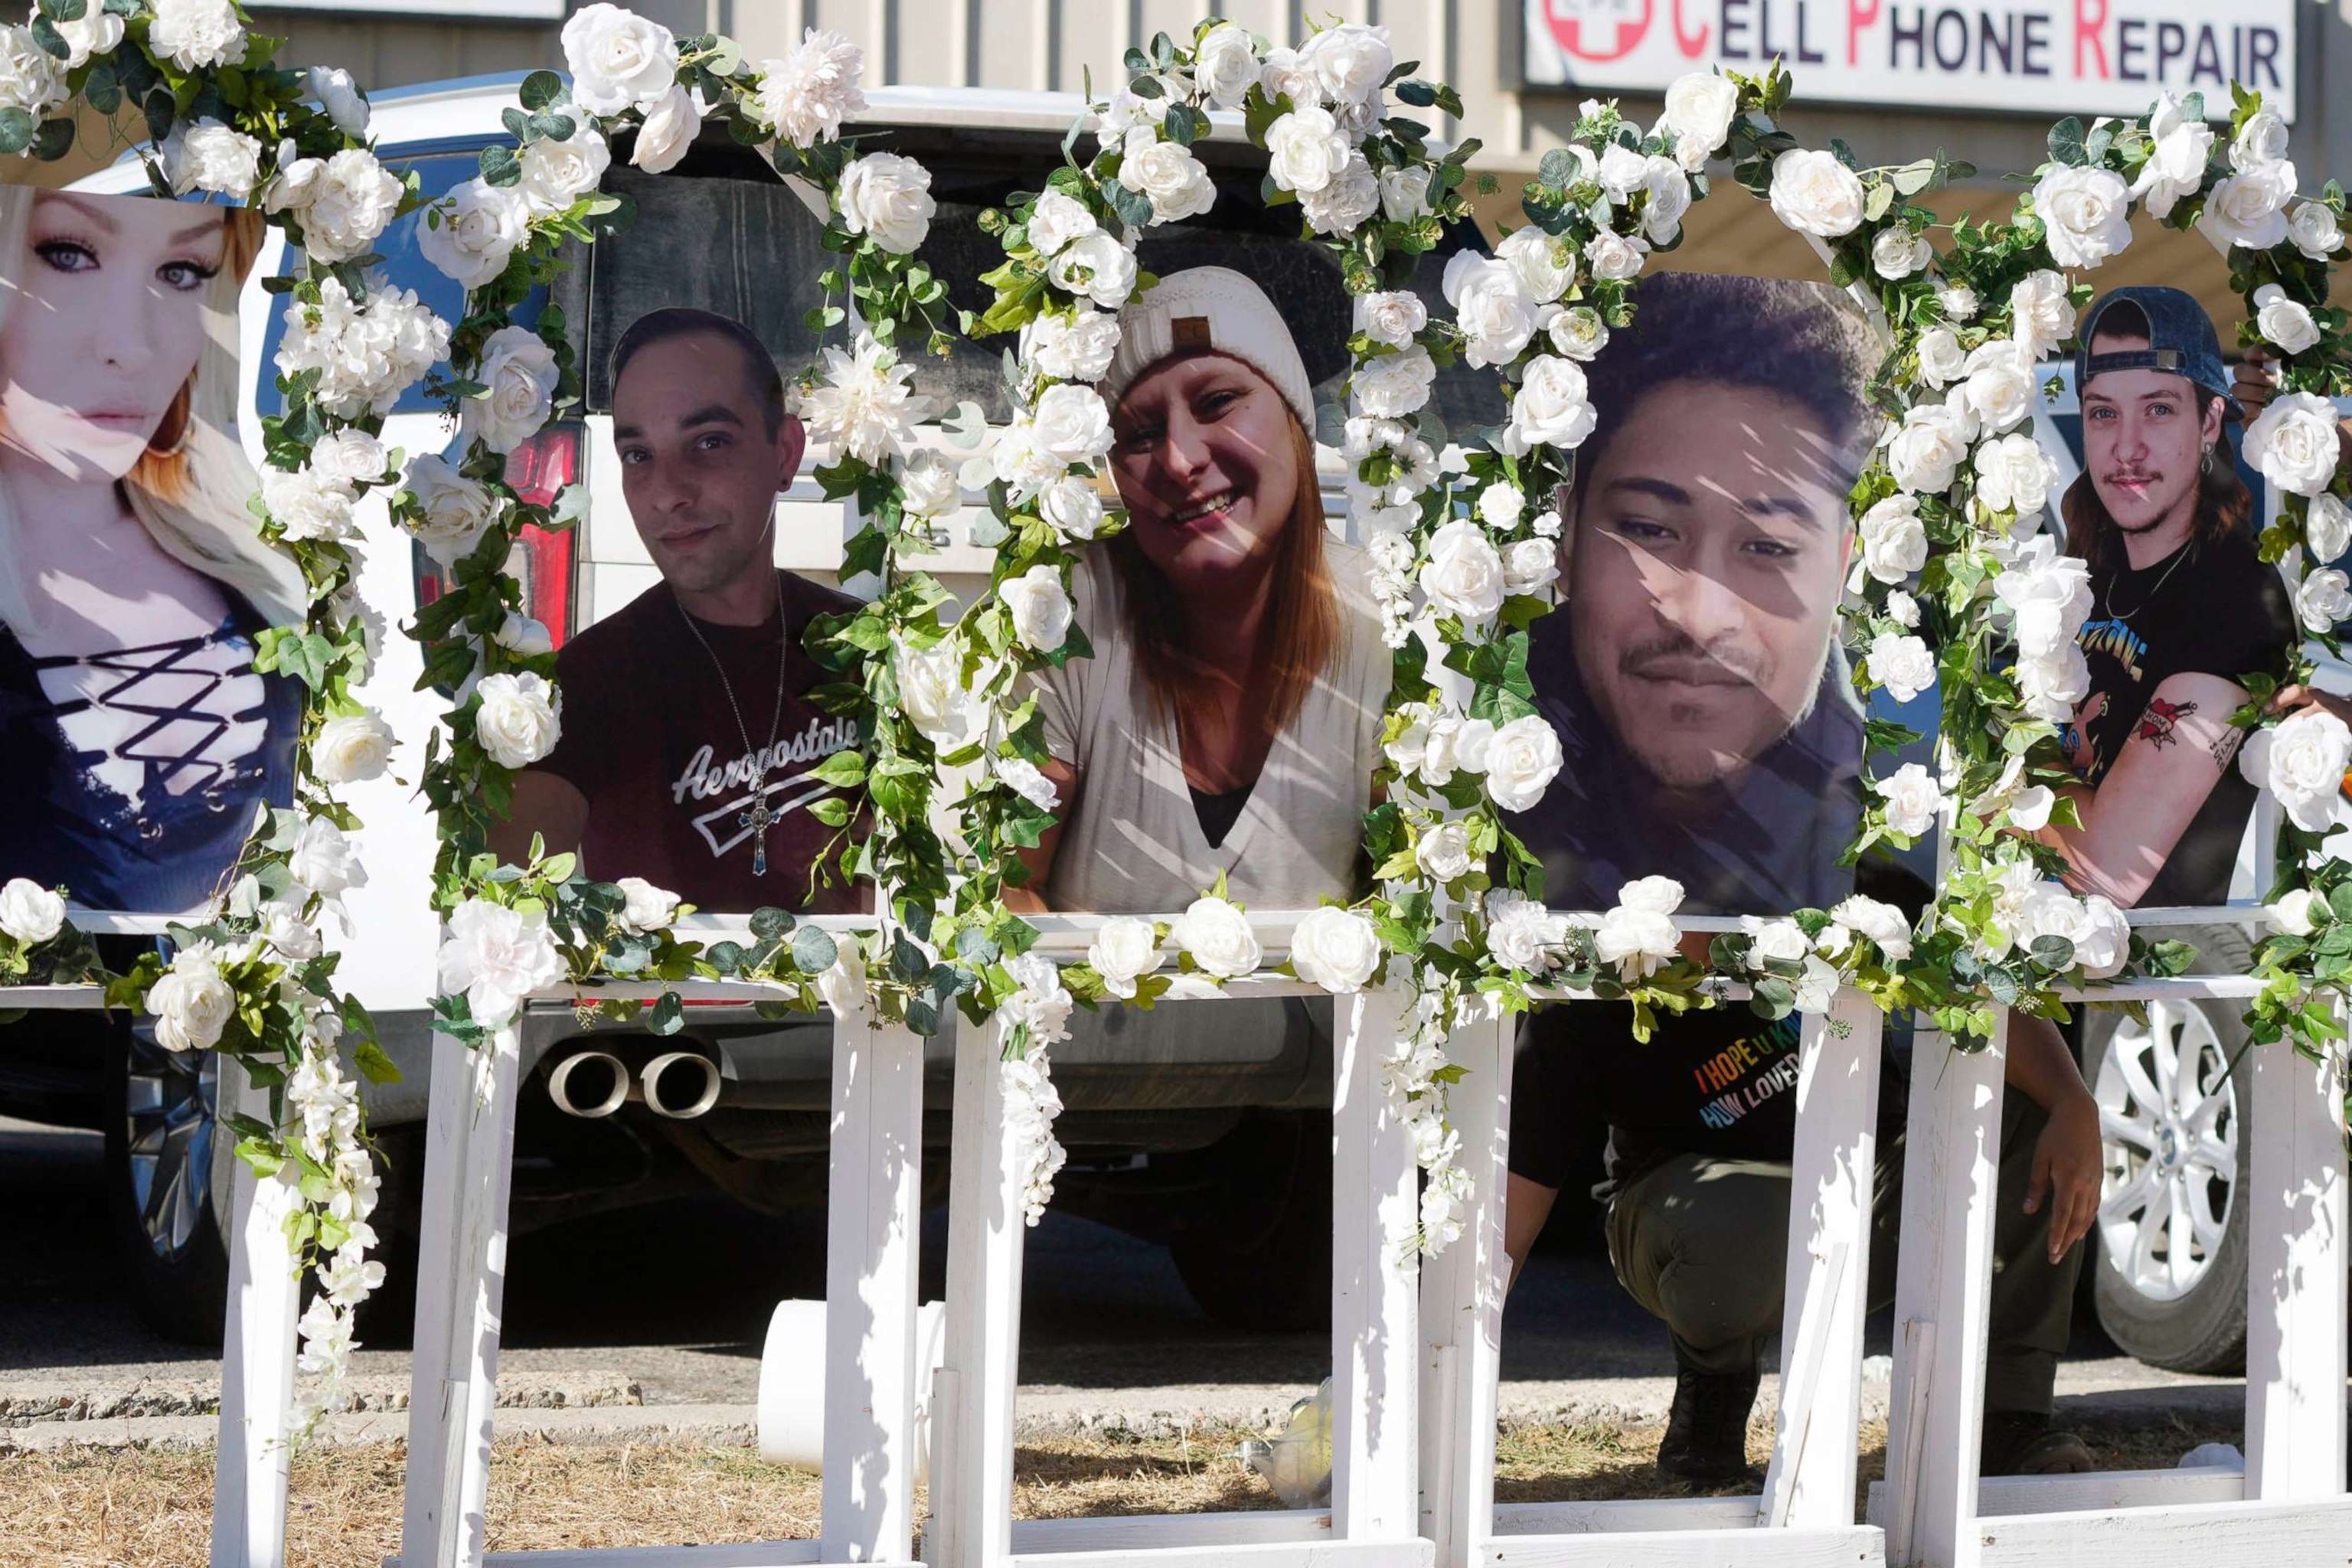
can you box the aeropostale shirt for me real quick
[537,570,866,914]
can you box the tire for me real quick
[2078,920,2253,1376]
[1168,1109,1332,1332]
[103,1019,231,1346]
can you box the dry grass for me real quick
[0,1413,2249,1566]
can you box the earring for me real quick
[144,384,191,459]
[2199,443,2216,476]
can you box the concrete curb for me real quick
[0,1373,642,1427]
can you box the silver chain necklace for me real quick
[2101,540,2192,624]
[675,570,790,876]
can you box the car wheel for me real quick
[2079,921,2252,1376]
[1168,1109,1332,1333]
[103,1021,230,1345]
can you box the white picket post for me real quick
[1417,1006,1511,1568]
[210,1063,302,1568]
[933,1015,1025,1568]
[400,1021,524,1568]
[819,1008,926,1563]
[1759,991,1883,1530]
[1882,1012,2007,1568]
[2242,1031,2348,1500]
[1331,984,1422,1540]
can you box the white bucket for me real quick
[755,1298,949,1485]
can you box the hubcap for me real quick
[124,1030,218,1259]
[2092,1000,2237,1304]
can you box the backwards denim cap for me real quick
[2074,284,2238,423]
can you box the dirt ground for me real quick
[0,1414,2246,1567]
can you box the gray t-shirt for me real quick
[1026,540,1388,914]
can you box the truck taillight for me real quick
[413,426,583,648]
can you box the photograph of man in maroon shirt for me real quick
[492,308,866,913]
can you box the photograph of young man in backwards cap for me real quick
[1502,275,2103,1485]
[495,308,867,913]
[2039,286,2295,909]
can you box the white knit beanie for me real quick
[1098,266,1317,432]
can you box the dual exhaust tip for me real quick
[547,1049,723,1120]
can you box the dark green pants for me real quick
[1604,1088,2080,1416]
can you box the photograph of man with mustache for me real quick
[1501,274,2104,1485]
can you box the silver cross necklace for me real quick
[675,570,791,876]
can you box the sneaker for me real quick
[1980,1410,2094,1476]
[1656,1366,1761,1484]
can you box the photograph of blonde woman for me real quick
[2040,286,2295,909]
[0,189,302,914]
[1004,266,1387,916]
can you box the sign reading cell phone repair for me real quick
[1523,0,2296,121]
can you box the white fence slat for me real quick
[1009,1509,1334,1552]
[1417,1007,1512,1568]
[1008,1544,1435,1568]
[211,1065,302,1568]
[384,1545,824,1566]
[1331,984,1421,1540]
[2242,1034,2348,1501]
[1972,1496,2352,1564]
[1881,1014,2007,1568]
[1864,1465,2246,1525]
[819,1012,926,1563]
[1472,1527,1882,1567]
[400,1023,524,1568]
[1762,993,1883,1531]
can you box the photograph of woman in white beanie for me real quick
[0,190,302,913]
[1004,266,1387,914]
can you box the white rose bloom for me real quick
[1353,289,1427,349]
[2129,93,2213,220]
[1029,384,1114,466]
[149,0,245,71]
[2288,201,2345,263]
[1502,537,1560,599]
[2298,568,2352,635]
[989,423,1065,503]
[1548,305,1609,361]
[278,273,451,420]
[1936,283,1980,322]
[1487,890,1570,973]
[1596,887,1681,980]
[2016,645,2092,723]
[474,671,563,769]
[402,453,504,567]
[1478,482,1526,531]
[308,430,388,490]
[1743,915,1811,966]
[1004,564,1074,652]
[1379,165,1434,222]
[1299,21,1392,107]
[1494,224,1575,305]
[436,900,566,1029]
[2197,162,2296,252]
[1975,433,2061,517]
[1171,896,1263,978]
[1886,400,1975,495]
[1022,307,1121,383]
[561,2,679,116]
[1416,820,1475,883]
[1443,251,1539,369]
[1857,495,1929,584]
[994,756,1060,812]
[1086,88,1159,156]
[517,122,612,217]
[1194,23,1262,109]
[1265,105,1352,194]
[1119,138,1217,224]
[802,335,926,465]
[149,946,237,1053]
[292,149,403,263]
[1024,191,1099,259]
[1874,760,1944,837]
[1351,344,1437,420]
[1583,227,1649,283]
[2008,270,2075,362]
[1829,894,1914,960]
[2252,283,2321,356]
[2244,708,2352,831]
[1048,231,1138,309]
[259,901,322,963]
[493,613,555,658]
[313,710,396,785]
[899,449,962,519]
[1300,151,1381,235]
[1087,916,1165,999]
[614,877,681,936]
[757,28,867,148]
[1957,339,2036,433]
[1258,46,1321,109]
[2273,887,2324,937]
[2232,109,2290,172]
[2245,391,2344,498]
[304,64,370,138]
[1504,354,1597,453]
[1992,537,2094,659]
[2030,165,2132,269]
[1484,714,1564,812]
[893,636,980,752]
[1769,148,1866,237]
[838,151,936,254]
[51,8,124,70]
[1617,875,1684,915]
[2307,494,2352,564]
[1661,71,1740,161]
[1640,155,1694,244]
[162,120,262,199]
[1914,328,1968,388]
[1596,142,1649,204]
[1289,906,1383,994]
[1867,632,1937,704]
[461,325,560,454]
[1383,702,1438,777]
[0,23,62,115]
[2073,894,2130,978]
[1872,225,1932,280]
[263,466,356,544]
[0,878,65,946]
[1885,588,1920,628]
[1419,519,1508,622]
[288,818,366,897]
[1023,475,1102,543]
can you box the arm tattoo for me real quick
[2132,696,2197,751]
[2209,725,2246,773]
